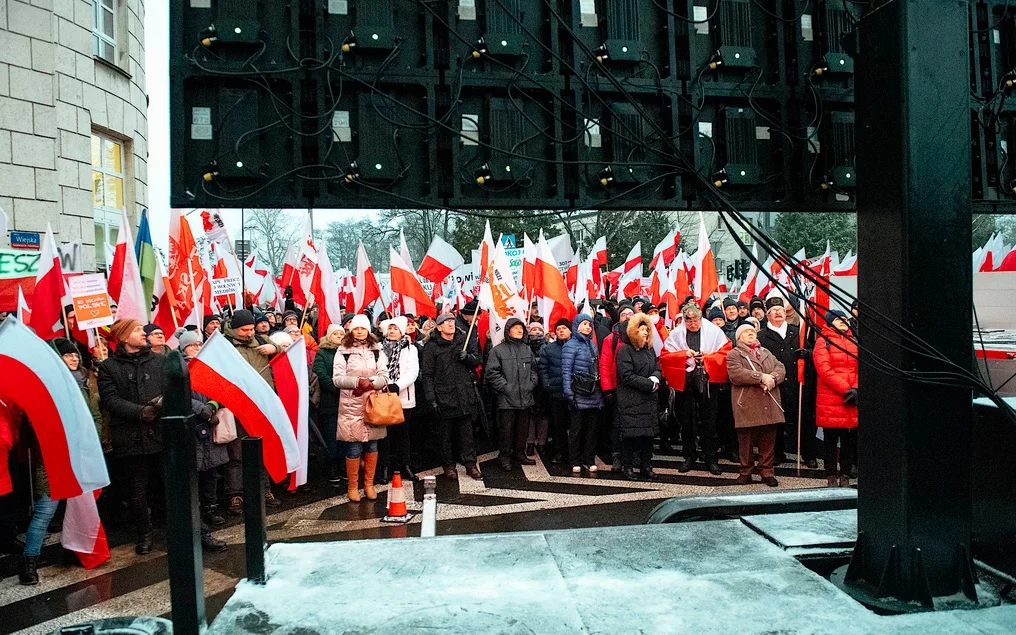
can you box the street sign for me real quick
[10,231,40,250]
[500,234,517,249]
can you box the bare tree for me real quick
[378,209,454,264]
[243,208,300,275]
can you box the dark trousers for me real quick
[568,408,598,467]
[198,469,217,508]
[823,428,857,477]
[320,409,341,469]
[438,415,477,468]
[715,384,736,453]
[527,406,549,446]
[0,491,17,546]
[387,408,413,469]
[737,425,777,478]
[679,386,719,460]
[621,436,653,471]
[119,454,161,538]
[497,409,529,457]
[549,398,570,457]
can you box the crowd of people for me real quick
[0,289,861,586]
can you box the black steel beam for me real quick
[852,0,974,605]
[242,437,267,584]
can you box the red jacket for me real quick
[0,401,19,496]
[599,329,622,392]
[813,327,858,429]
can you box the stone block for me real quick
[8,0,53,41]
[58,129,89,163]
[76,105,91,135]
[56,16,90,56]
[35,168,58,201]
[60,184,92,217]
[77,161,92,191]
[9,66,53,105]
[31,39,54,74]
[81,83,107,128]
[11,132,55,169]
[105,93,124,134]
[56,156,78,187]
[75,52,93,83]
[0,30,32,68]
[0,63,8,97]
[31,0,54,11]
[52,0,73,20]
[13,198,58,232]
[0,96,35,134]
[33,103,56,138]
[0,131,11,164]
[54,100,76,131]
[60,213,82,242]
[56,72,81,106]
[0,162,38,199]
[72,0,91,30]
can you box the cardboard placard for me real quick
[69,274,114,330]
[211,276,242,298]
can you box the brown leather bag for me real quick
[364,385,405,426]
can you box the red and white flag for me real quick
[107,210,147,322]
[311,243,343,340]
[417,235,464,284]
[280,241,306,307]
[32,225,66,341]
[565,248,581,294]
[536,232,576,332]
[151,254,178,334]
[353,242,381,314]
[189,331,301,482]
[650,228,681,269]
[616,241,643,299]
[390,248,437,318]
[693,214,719,308]
[478,220,496,283]
[738,244,760,303]
[521,233,538,299]
[62,489,110,569]
[296,216,318,307]
[622,241,642,274]
[833,251,857,276]
[478,239,528,347]
[16,285,31,325]
[271,337,309,491]
[0,318,109,499]
[399,228,414,271]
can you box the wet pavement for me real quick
[0,448,830,634]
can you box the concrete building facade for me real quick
[0,0,147,272]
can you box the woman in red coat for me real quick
[813,310,858,487]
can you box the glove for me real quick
[794,348,811,360]
[387,383,399,393]
[200,404,216,421]
[139,405,158,422]
[844,388,858,406]
[457,349,469,362]
[356,377,373,391]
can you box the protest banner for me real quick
[69,274,114,330]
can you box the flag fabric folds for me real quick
[353,242,381,314]
[134,208,157,314]
[271,338,309,490]
[390,248,437,318]
[32,225,65,341]
[417,235,464,284]
[107,210,147,323]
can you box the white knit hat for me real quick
[735,324,756,342]
[350,314,371,332]
[380,316,408,337]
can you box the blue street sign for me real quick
[501,234,516,248]
[10,231,41,250]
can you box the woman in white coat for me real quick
[380,316,420,481]
[332,314,389,502]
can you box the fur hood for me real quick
[319,335,341,350]
[625,314,654,350]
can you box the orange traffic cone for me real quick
[382,471,414,523]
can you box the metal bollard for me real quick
[242,437,267,584]
[421,476,437,538]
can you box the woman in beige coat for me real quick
[332,314,390,502]
[725,324,786,487]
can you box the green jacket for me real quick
[223,326,282,389]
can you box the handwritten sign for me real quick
[211,276,242,298]
[0,249,40,279]
[69,274,114,330]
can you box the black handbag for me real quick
[688,364,709,395]
[572,372,600,396]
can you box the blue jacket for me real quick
[561,315,603,410]
[538,338,566,399]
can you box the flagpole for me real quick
[462,269,488,353]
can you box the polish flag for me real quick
[0,318,108,499]
[693,214,719,308]
[589,236,607,294]
[390,248,437,318]
[521,233,538,298]
[16,286,31,325]
[337,270,356,311]
[738,244,761,303]
[353,242,381,313]
[211,241,241,309]
[417,235,464,284]
[311,243,343,340]
[189,331,300,482]
[648,255,667,305]
[996,246,1016,271]
[399,228,414,271]
[271,337,309,491]
[62,489,110,569]
[536,232,576,332]
[478,239,528,347]
[280,242,308,308]
[603,265,623,298]
[243,254,267,299]
[565,248,581,294]
[478,220,496,283]
[151,254,178,334]
[661,266,681,330]
[107,211,147,323]
[32,225,65,341]
[622,241,642,274]
[833,251,857,276]
[650,228,681,269]
[296,216,319,307]
[616,241,643,299]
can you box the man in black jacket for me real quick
[98,318,166,555]
[485,318,538,471]
[421,313,483,480]
[756,297,807,465]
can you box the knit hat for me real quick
[54,338,78,356]
[281,310,299,323]
[341,313,355,327]
[349,314,371,332]
[143,324,163,336]
[722,297,738,309]
[254,313,269,326]
[554,317,572,331]
[178,330,203,351]
[380,316,408,337]
[735,324,756,342]
[436,312,456,326]
[745,316,761,331]
[736,300,748,309]
[765,296,785,311]
[528,321,545,332]
[825,309,848,326]
[707,307,725,321]
[461,298,478,314]
[109,318,141,343]
[326,324,344,338]
[203,314,221,330]
[229,309,256,329]
[749,297,765,311]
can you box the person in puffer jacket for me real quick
[614,314,663,480]
[538,318,572,464]
[562,313,604,474]
[485,317,538,471]
[599,303,635,470]
[813,310,859,488]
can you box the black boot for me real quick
[525,443,535,457]
[328,464,343,486]
[706,460,723,476]
[374,464,391,485]
[623,466,638,481]
[202,505,225,527]
[499,456,514,471]
[401,465,418,482]
[678,457,697,473]
[641,466,658,481]
[611,453,623,473]
[136,530,153,555]
[18,556,39,585]
[515,452,536,466]
[201,533,227,552]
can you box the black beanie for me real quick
[736,300,748,309]
[54,338,78,357]
[750,297,765,311]
[722,297,737,309]
[143,324,163,336]
[554,317,572,331]
[203,314,221,330]
[707,307,725,321]
[230,309,256,329]
[341,312,355,327]
[765,296,784,310]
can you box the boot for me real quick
[827,475,839,488]
[805,458,819,470]
[363,452,379,500]
[443,465,458,480]
[611,453,623,473]
[136,529,153,555]
[641,466,657,481]
[346,458,362,502]
[401,465,418,482]
[374,462,390,486]
[264,490,281,508]
[328,464,343,487]
[18,556,39,585]
[499,455,513,471]
[515,452,536,466]
[706,460,723,476]
[762,476,779,487]
[201,533,227,552]
[202,505,226,527]
[525,443,535,457]
[678,457,696,473]
[623,466,638,481]
[228,495,243,516]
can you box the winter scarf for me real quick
[766,321,788,339]
[383,336,410,383]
